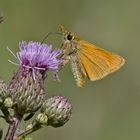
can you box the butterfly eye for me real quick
[67,34,73,40]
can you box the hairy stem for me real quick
[4,114,22,140]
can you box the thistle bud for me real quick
[41,96,72,127]
[4,97,13,108]
[35,113,48,125]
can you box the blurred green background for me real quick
[0,0,139,140]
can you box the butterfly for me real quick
[59,25,125,87]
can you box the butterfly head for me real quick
[59,25,75,42]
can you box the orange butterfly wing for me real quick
[77,40,125,81]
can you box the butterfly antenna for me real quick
[41,32,61,44]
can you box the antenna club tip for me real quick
[59,25,65,32]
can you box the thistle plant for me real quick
[0,41,72,140]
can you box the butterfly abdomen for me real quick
[70,54,85,87]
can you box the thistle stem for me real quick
[4,114,22,140]
[17,124,42,139]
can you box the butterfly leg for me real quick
[52,70,61,82]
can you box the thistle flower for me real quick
[18,41,62,74]
[40,96,72,127]
[8,41,62,115]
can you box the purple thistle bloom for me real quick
[8,41,62,114]
[18,41,62,72]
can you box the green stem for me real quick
[4,114,23,140]
[17,124,42,139]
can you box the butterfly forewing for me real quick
[77,40,125,81]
